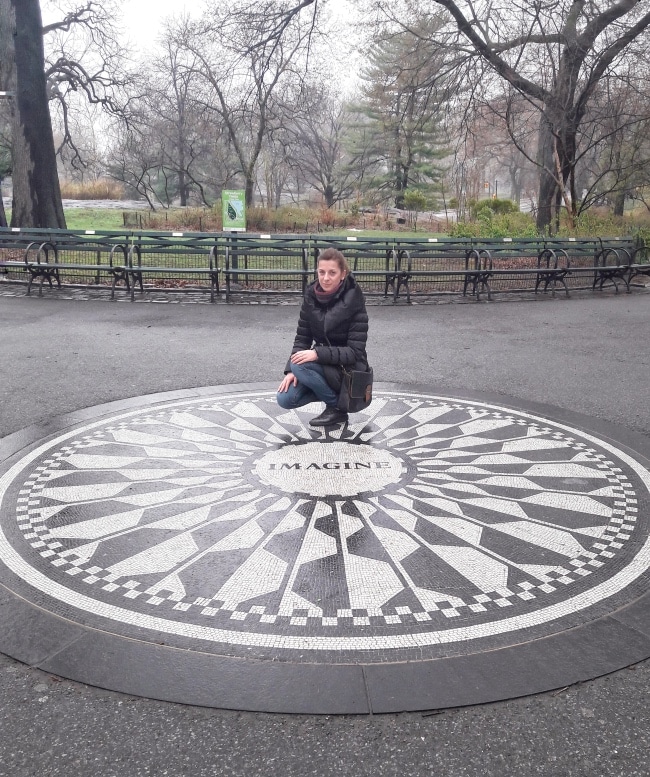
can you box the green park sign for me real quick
[221,190,246,232]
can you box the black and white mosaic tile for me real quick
[1,388,649,667]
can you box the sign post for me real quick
[221,190,246,232]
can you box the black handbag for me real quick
[337,366,373,413]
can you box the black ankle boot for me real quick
[309,407,348,427]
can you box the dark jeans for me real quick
[276,362,339,410]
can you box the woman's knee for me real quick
[290,361,324,384]
[276,391,295,409]
[289,362,311,380]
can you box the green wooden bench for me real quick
[627,240,650,288]
[588,238,640,293]
[1,228,132,297]
[394,237,493,302]
[470,238,571,300]
[223,234,310,301]
[127,231,221,302]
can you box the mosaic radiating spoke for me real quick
[0,389,648,660]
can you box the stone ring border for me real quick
[0,382,650,715]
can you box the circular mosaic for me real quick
[0,389,649,664]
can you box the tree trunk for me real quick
[509,165,521,205]
[536,112,558,233]
[0,178,7,227]
[0,0,14,229]
[613,190,626,217]
[245,175,254,207]
[178,170,188,206]
[7,0,66,228]
[177,138,188,206]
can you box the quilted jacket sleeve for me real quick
[284,301,314,373]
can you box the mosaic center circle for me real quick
[0,388,649,659]
[254,441,405,496]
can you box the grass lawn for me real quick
[4,207,449,238]
[4,208,127,232]
[62,209,127,231]
[67,208,448,238]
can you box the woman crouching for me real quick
[277,247,369,427]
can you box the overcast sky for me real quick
[119,0,357,46]
[120,0,197,46]
[40,0,363,91]
[119,0,362,88]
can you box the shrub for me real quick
[122,207,218,232]
[121,204,353,234]
[449,210,538,238]
[403,190,428,212]
[469,197,519,218]
[448,206,650,240]
[59,179,125,200]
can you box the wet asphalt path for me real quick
[0,290,649,777]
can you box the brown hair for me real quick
[318,247,350,275]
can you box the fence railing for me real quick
[1,227,647,302]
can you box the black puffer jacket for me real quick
[286,274,369,391]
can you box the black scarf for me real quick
[313,278,344,304]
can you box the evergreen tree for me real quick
[348,22,448,209]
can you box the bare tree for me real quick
[107,113,167,209]
[575,62,650,216]
[106,65,239,209]
[176,0,322,206]
[143,29,217,207]
[258,135,294,208]
[0,7,12,228]
[284,84,355,208]
[0,0,134,227]
[0,115,9,227]
[0,0,66,227]
[43,0,133,174]
[413,0,650,233]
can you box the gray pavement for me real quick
[1,290,650,776]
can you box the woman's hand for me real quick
[290,349,318,364]
[278,373,297,392]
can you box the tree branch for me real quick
[429,0,550,102]
[42,2,96,35]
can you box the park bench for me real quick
[471,238,572,300]
[1,227,132,297]
[0,227,72,279]
[464,247,495,300]
[126,231,221,302]
[393,237,570,301]
[545,237,634,293]
[592,243,632,293]
[392,237,478,302]
[313,236,399,299]
[627,240,650,288]
[392,236,645,301]
[223,234,309,301]
[0,228,42,279]
[2,227,645,304]
[581,237,642,293]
